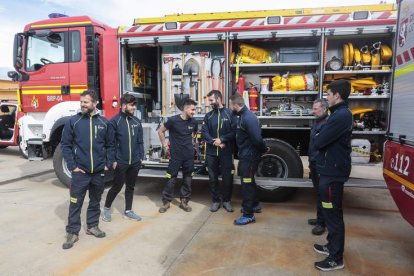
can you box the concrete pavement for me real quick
[0,146,53,184]
[0,147,413,275]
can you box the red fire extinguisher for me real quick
[237,74,245,95]
[248,83,258,112]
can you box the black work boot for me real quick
[313,244,330,256]
[223,201,234,212]
[86,226,106,238]
[315,257,344,271]
[62,232,79,249]
[179,198,192,212]
[159,201,170,213]
[312,225,326,235]
[210,202,221,212]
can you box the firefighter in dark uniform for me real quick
[102,94,144,222]
[158,99,198,213]
[61,90,114,249]
[201,90,237,212]
[312,80,352,271]
[229,94,268,225]
[308,99,328,236]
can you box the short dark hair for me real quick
[121,93,136,105]
[183,98,197,108]
[206,90,222,100]
[80,89,98,102]
[229,94,244,107]
[327,79,351,101]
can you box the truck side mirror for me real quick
[7,71,18,81]
[13,34,23,70]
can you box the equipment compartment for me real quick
[121,41,226,121]
[229,36,322,127]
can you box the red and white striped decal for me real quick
[371,11,394,20]
[123,24,163,33]
[120,11,395,34]
[396,47,414,66]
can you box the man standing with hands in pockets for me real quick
[102,93,144,222]
[61,90,114,249]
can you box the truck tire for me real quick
[18,135,28,159]
[256,138,303,202]
[53,143,115,188]
[53,144,72,187]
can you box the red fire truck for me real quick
[383,0,414,227]
[9,4,397,201]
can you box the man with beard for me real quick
[312,80,352,271]
[61,90,114,249]
[158,99,198,213]
[201,90,237,212]
[102,94,144,222]
[307,99,329,236]
[229,94,268,225]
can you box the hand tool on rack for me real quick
[199,52,210,105]
[219,58,225,92]
[163,57,174,114]
[211,57,222,90]
[183,57,200,102]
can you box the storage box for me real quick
[351,139,371,164]
[279,47,319,63]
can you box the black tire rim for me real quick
[256,154,289,191]
[257,154,288,178]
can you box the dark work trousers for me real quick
[309,164,325,227]
[239,159,259,218]
[206,153,234,203]
[104,162,141,211]
[319,175,345,262]
[66,171,105,234]
[162,158,194,202]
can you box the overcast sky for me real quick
[0,0,396,79]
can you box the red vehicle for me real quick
[0,99,24,154]
[9,5,397,202]
[383,0,414,227]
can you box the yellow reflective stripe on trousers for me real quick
[126,117,131,165]
[243,178,252,183]
[322,201,333,209]
[70,197,77,203]
[166,173,172,179]
[90,117,94,173]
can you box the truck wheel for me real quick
[53,143,115,188]
[53,144,72,187]
[18,135,28,159]
[256,138,303,202]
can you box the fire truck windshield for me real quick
[25,32,65,72]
